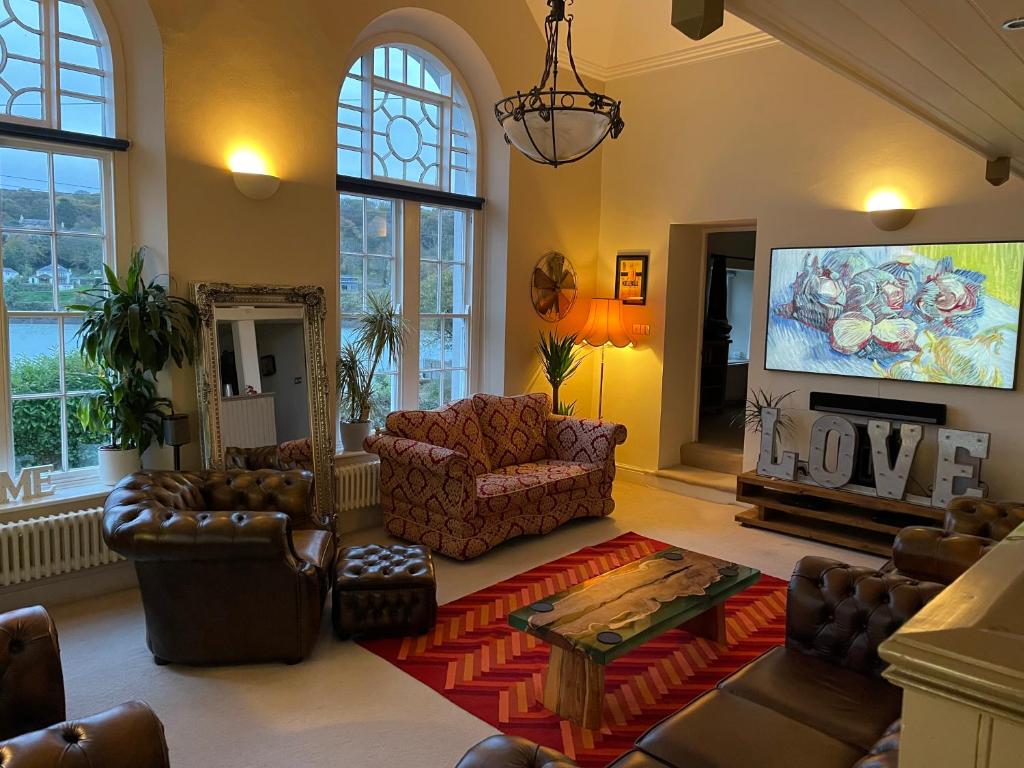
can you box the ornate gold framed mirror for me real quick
[193,283,334,522]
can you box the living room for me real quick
[0,0,1022,766]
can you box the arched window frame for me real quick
[339,41,477,196]
[337,38,485,426]
[0,0,123,491]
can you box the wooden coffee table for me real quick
[508,546,760,729]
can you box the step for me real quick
[679,442,743,475]
[656,465,736,494]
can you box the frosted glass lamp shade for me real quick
[502,108,614,165]
[578,298,633,348]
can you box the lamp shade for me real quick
[163,413,191,447]
[578,298,633,348]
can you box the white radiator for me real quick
[335,459,380,513]
[0,508,124,587]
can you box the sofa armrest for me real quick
[456,735,578,768]
[786,556,944,675]
[0,606,66,740]
[945,497,1024,541]
[0,701,169,768]
[545,415,627,465]
[103,506,300,564]
[892,526,995,585]
[365,434,475,517]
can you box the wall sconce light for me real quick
[865,189,915,231]
[228,148,280,200]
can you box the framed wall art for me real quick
[615,252,648,306]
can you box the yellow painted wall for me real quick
[596,44,1024,496]
[122,0,603,467]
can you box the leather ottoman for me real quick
[332,544,437,639]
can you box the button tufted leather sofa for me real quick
[456,556,942,768]
[887,496,1024,585]
[103,469,335,665]
[365,393,627,560]
[0,605,169,767]
[224,438,314,471]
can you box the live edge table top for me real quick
[508,547,760,665]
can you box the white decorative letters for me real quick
[756,407,797,480]
[807,415,858,489]
[0,466,56,505]
[932,430,990,508]
[868,421,923,501]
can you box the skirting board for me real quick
[0,560,137,614]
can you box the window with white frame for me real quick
[0,0,116,483]
[338,43,479,424]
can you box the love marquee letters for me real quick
[0,465,56,506]
[756,408,989,508]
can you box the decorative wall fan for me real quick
[531,251,578,322]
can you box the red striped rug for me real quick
[359,532,788,766]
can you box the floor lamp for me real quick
[577,298,634,420]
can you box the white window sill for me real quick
[0,479,111,520]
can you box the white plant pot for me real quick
[98,446,141,486]
[339,421,372,453]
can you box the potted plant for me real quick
[337,292,406,452]
[70,248,200,484]
[537,330,586,415]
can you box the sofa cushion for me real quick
[386,398,490,475]
[635,689,863,768]
[719,646,902,751]
[472,393,550,469]
[476,460,602,514]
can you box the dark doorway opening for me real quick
[698,230,756,453]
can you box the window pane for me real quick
[4,57,43,92]
[63,317,100,391]
[59,94,104,135]
[444,317,468,368]
[13,398,62,471]
[339,254,364,314]
[365,198,392,255]
[419,262,438,314]
[0,147,51,229]
[59,37,101,69]
[57,235,103,308]
[369,373,395,429]
[440,263,466,314]
[339,195,363,252]
[418,371,440,410]
[58,1,97,40]
[339,76,361,109]
[2,19,42,59]
[9,316,60,394]
[54,154,102,233]
[446,369,467,403]
[67,394,104,469]
[9,0,42,32]
[60,67,103,98]
[366,257,392,298]
[337,147,361,177]
[420,206,438,260]
[2,233,54,310]
[420,317,441,370]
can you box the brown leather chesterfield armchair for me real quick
[888,497,1024,585]
[103,469,335,665]
[457,556,941,768]
[224,438,314,471]
[0,605,169,767]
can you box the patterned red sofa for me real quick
[364,393,627,560]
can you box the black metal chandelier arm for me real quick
[564,15,595,97]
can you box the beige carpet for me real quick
[47,482,882,767]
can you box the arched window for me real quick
[338,43,476,195]
[338,42,481,425]
[0,0,118,485]
[0,0,114,136]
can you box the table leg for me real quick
[681,603,728,645]
[543,645,605,730]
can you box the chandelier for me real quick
[495,0,624,167]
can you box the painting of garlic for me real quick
[767,243,1024,389]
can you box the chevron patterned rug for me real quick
[359,532,788,766]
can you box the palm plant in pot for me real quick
[337,292,406,452]
[537,330,586,415]
[70,248,200,484]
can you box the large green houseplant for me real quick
[337,292,406,452]
[70,248,200,484]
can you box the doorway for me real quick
[697,230,756,455]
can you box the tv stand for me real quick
[735,472,944,556]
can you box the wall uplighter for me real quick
[228,148,281,200]
[865,189,915,231]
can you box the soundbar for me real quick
[808,392,946,425]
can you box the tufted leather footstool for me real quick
[332,544,437,639]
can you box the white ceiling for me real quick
[523,0,776,81]
[727,0,1024,178]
